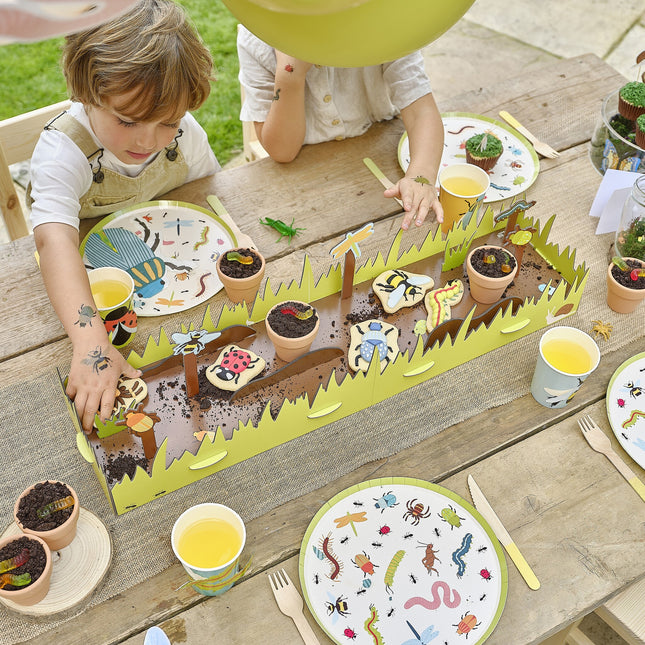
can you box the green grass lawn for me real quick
[0,0,243,165]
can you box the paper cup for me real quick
[171,503,246,596]
[530,326,600,408]
[438,163,490,234]
[88,267,137,348]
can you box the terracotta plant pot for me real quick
[606,257,645,313]
[466,245,518,304]
[14,481,80,551]
[265,300,320,362]
[0,534,52,606]
[216,248,265,304]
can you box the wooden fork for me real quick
[579,416,645,502]
[268,569,321,645]
[498,110,560,159]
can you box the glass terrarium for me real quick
[590,89,645,175]
[616,174,645,261]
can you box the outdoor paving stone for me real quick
[606,23,645,80]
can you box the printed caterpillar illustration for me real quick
[364,604,385,645]
[451,532,473,579]
[313,534,343,581]
[384,549,405,595]
[622,410,645,429]
[193,225,210,251]
[404,580,462,610]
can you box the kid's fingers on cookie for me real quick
[205,344,266,391]
[424,280,465,330]
[372,269,434,313]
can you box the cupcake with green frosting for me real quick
[636,114,645,150]
[618,81,645,121]
[465,132,503,171]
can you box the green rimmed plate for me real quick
[299,476,507,644]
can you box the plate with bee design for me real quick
[299,477,507,645]
[398,112,540,202]
[80,201,238,316]
[606,352,645,470]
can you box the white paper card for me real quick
[589,168,640,218]
[595,186,632,235]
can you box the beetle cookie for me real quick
[112,375,148,417]
[205,344,265,391]
[424,279,464,330]
[348,319,399,373]
[372,269,434,313]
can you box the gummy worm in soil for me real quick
[0,572,31,589]
[0,548,29,574]
[451,532,473,579]
[37,495,75,518]
[226,251,253,265]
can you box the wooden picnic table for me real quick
[1,53,644,644]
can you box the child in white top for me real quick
[237,24,444,230]
[30,0,219,433]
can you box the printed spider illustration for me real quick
[591,320,612,341]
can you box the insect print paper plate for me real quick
[398,112,540,202]
[606,352,645,470]
[299,477,507,645]
[80,201,237,316]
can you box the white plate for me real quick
[398,112,540,202]
[299,477,507,645]
[80,201,237,317]
[606,352,645,470]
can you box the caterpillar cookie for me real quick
[372,269,434,313]
[425,279,465,330]
[205,344,265,391]
[348,319,399,373]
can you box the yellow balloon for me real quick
[224,0,476,67]
[245,0,370,14]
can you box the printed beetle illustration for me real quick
[215,347,261,384]
[374,490,398,512]
[417,541,440,575]
[403,499,432,526]
[352,551,378,577]
[439,505,465,530]
[354,321,397,367]
[376,269,431,309]
[454,613,480,638]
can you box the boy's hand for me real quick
[67,342,141,434]
[384,175,444,231]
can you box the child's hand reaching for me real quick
[67,342,141,434]
[384,175,443,230]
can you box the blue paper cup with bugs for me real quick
[530,326,600,408]
[88,267,137,348]
[171,503,247,596]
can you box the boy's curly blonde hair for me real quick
[63,0,213,122]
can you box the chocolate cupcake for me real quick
[465,133,503,171]
[636,114,645,150]
[618,81,645,121]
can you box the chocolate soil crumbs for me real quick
[16,481,73,531]
[104,453,149,485]
[267,301,318,338]
[611,259,645,289]
[218,248,262,278]
[0,536,47,590]
[470,247,516,278]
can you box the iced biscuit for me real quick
[348,319,399,373]
[205,344,265,391]
[424,279,465,330]
[372,269,434,313]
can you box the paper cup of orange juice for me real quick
[530,326,600,408]
[438,163,490,234]
[88,267,137,348]
[171,503,246,596]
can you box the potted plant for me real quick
[606,256,645,313]
[14,481,80,551]
[466,245,518,304]
[0,534,52,606]
[216,248,265,304]
[265,300,319,362]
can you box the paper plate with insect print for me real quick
[606,352,645,470]
[80,201,237,316]
[299,477,507,645]
[398,112,540,202]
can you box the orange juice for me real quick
[177,518,242,568]
[91,279,131,309]
[441,175,486,197]
[542,338,592,375]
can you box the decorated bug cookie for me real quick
[372,269,434,313]
[205,344,265,391]
[425,279,465,330]
[348,319,399,373]
[112,376,148,417]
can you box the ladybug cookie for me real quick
[205,344,265,391]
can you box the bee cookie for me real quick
[348,319,399,373]
[205,344,265,391]
[425,279,464,330]
[372,269,434,313]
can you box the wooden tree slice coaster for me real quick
[0,507,112,615]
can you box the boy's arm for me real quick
[255,51,312,163]
[384,93,445,230]
[34,222,141,433]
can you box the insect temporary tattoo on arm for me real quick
[284,64,293,72]
[82,346,112,374]
[75,304,97,328]
[273,88,281,101]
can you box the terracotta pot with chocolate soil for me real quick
[0,534,52,606]
[466,245,518,304]
[216,247,265,304]
[607,257,645,313]
[14,481,80,551]
[265,300,320,362]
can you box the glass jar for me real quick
[616,174,645,261]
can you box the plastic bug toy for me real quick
[259,217,306,243]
